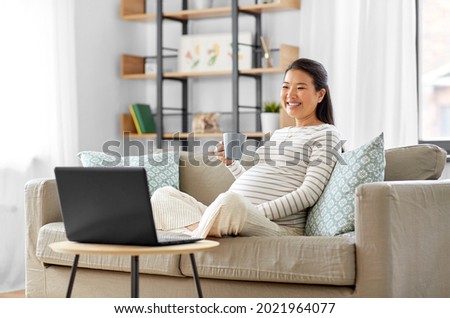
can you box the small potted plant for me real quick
[260,101,280,133]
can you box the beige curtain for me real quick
[0,0,78,292]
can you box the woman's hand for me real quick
[212,141,234,166]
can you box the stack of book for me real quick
[129,104,156,134]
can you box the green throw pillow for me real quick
[305,133,385,236]
[77,151,180,194]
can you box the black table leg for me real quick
[131,256,139,298]
[189,253,203,298]
[66,254,80,298]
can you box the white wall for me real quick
[74,0,300,153]
[75,0,153,152]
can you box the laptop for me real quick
[54,167,202,246]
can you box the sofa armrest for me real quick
[354,180,450,297]
[25,178,62,271]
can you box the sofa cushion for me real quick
[77,151,179,194]
[305,133,385,236]
[180,236,355,286]
[384,144,447,181]
[36,222,184,277]
[179,152,235,205]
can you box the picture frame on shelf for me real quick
[178,33,253,73]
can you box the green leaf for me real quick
[263,101,281,112]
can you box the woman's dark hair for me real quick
[284,58,335,125]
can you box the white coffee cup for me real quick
[223,132,247,160]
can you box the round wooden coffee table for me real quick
[49,240,219,298]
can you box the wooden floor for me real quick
[0,290,25,298]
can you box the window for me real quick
[419,0,450,154]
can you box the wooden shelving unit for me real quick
[120,0,301,146]
[126,132,267,139]
[121,44,299,79]
[120,0,155,21]
[121,113,266,139]
[164,1,300,20]
[122,65,285,79]
[120,0,300,21]
[121,54,156,79]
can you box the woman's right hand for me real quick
[213,141,234,166]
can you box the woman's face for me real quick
[280,69,326,126]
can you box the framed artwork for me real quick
[178,32,253,72]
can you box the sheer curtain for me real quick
[299,0,418,149]
[0,0,78,292]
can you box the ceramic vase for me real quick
[260,112,280,133]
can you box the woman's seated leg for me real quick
[193,191,295,238]
[151,186,206,232]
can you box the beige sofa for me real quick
[25,144,450,297]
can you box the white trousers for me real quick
[150,186,302,238]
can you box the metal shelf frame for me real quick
[155,0,266,148]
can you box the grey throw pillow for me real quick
[77,151,179,194]
[305,133,385,236]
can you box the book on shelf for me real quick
[129,104,156,134]
[129,105,142,134]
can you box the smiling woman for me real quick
[0,0,78,293]
[147,58,342,239]
[280,58,335,127]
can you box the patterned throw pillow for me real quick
[305,133,385,236]
[77,151,180,194]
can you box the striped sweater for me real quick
[228,124,341,229]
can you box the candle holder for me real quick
[260,36,273,68]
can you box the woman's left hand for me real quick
[210,141,234,166]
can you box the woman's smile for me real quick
[286,101,301,109]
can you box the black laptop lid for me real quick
[54,167,159,246]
